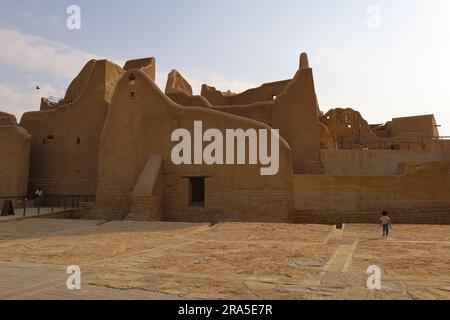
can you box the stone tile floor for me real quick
[0,219,448,300]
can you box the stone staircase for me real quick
[69,210,125,221]
[124,212,149,221]
[74,202,126,221]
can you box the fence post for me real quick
[23,198,27,217]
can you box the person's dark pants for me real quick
[383,224,390,237]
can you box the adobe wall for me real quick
[366,115,440,150]
[165,70,212,107]
[371,122,392,138]
[201,79,291,106]
[320,112,440,151]
[319,123,335,150]
[94,68,294,223]
[0,113,30,197]
[320,108,378,147]
[0,112,19,126]
[123,57,156,81]
[322,142,450,175]
[201,55,322,173]
[20,59,124,195]
[205,102,274,125]
[292,162,450,225]
[392,114,439,139]
[271,65,322,173]
[126,155,163,221]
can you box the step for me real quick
[70,210,126,221]
[125,212,149,221]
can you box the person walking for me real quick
[379,211,392,238]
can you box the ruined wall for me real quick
[165,70,211,107]
[166,69,193,95]
[201,80,290,106]
[0,112,17,126]
[391,114,439,145]
[0,113,30,197]
[292,162,450,225]
[320,111,441,150]
[20,59,124,195]
[197,54,323,173]
[94,68,294,223]
[322,142,450,175]
[371,122,392,138]
[60,60,97,105]
[123,57,156,81]
[320,108,378,149]
[206,102,274,125]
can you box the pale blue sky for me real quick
[0,0,449,134]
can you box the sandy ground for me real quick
[0,218,449,300]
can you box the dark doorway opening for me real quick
[189,177,205,208]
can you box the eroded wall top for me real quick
[164,70,211,107]
[165,70,193,96]
[0,112,17,126]
[123,57,156,81]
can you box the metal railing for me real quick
[0,194,95,217]
[335,136,450,150]
[335,138,424,150]
[429,136,450,141]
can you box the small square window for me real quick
[43,135,54,144]
[189,177,205,208]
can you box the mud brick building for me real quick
[1,53,449,224]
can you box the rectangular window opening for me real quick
[189,177,205,208]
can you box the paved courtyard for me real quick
[0,218,449,300]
